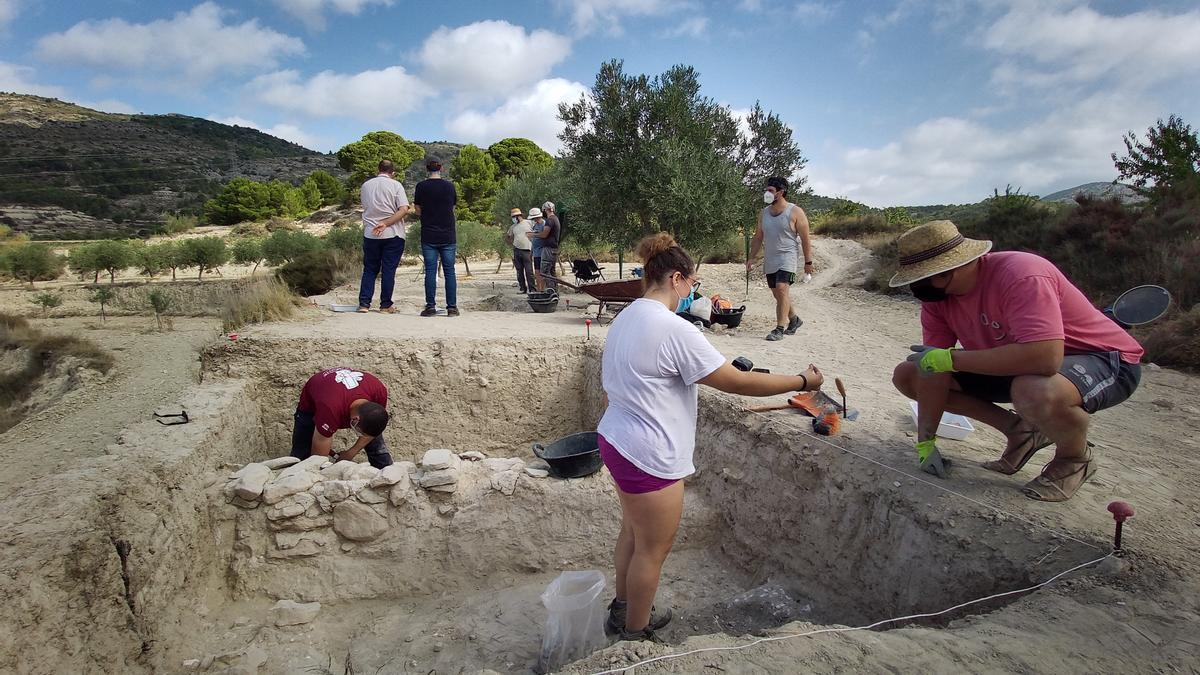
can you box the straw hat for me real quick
[888,220,992,287]
[510,207,523,217]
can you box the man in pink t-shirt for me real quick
[890,221,1143,502]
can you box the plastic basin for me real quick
[908,401,975,440]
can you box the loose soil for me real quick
[1,238,1198,674]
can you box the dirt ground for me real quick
[2,237,1199,673]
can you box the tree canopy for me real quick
[336,131,425,188]
[487,138,554,179]
[1113,114,1200,202]
[451,144,500,223]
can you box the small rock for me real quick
[200,655,215,669]
[490,470,520,496]
[421,448,459,471]
[320,460,358,480]
[182,659,200,670]
[357,487,387,504]
[267,493,316,521]
[482,457,526,473]
[428,483,459,493]
[524,467,550,478]
[1147,362,1161,371]
[333,500,389,541]
[438,504,456,515]
[262,456,301,470]
[368,463,411,488]
[459,450,487,461]
[232,616,251,627]
[262,472,320,504]
[272,599,321,626]
[346,463,380,482]
[418,468,460,488]
[286,455,330,475]
[231,463,272,501]
[341,542,355,552]
[433,643,443,652]
[229,496,260,509]
[893,481,902,488]
[322,480,366,502]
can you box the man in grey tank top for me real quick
[747,176,814,341]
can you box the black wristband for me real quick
[799,374,808,390]
[804,260,813,266]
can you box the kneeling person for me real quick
[890,221,1142,502]
[292,367,393,468]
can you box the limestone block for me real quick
[292,455,331,473]
[274,531,324,550]
[459,451,487,461]
[320,461,358,480]
[261,456,300,470]
[333,501,389,541]
[232,463,271,501]
[418,468,459,488]
[346,463,380,482]
[524,467,550,478]
[266,493,316,521]
[356,487,387,504]
[421,448,459,471]
[262,472,319,504]
[322,480,355,503]
[271,599,321,626]
[429,483,458,493]
[482,457,526,473]
[229,497,260,509]
[388,476,414,506]
[490,470,520,496]
[267,539,322,559]
[267,513,331,532]
[368,462,412,488]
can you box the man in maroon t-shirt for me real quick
[292,367,393,468]
[890,221,1142,502]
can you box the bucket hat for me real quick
[888,220,992,287]
[528,207,543,218]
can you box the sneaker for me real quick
[356,306,370,313]
[381,306,396,314]
[447,307,460,317]
[784,316,803,334]
[420,307,437,317]
[605,599,672,636]
[618,627,666,644]
[766,326,785,341]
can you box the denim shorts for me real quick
[952,351,1141,414]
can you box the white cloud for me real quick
[35,3,304,84]
[985,3,1200,90]
[247,66,431,122]
[418,21,571,99]
[0,61,66,98]
[738,0,762,11]
[272,0,392,31]
[794,2,836,23]
[659,16,707,38]
[0,0,19,28]
[554,0,688,35]
[446,78,587,154]
[810,92,1155,206]
[209,115,322,149]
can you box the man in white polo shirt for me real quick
[358,159,410,313]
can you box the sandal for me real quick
[1021,456,1096,502]
[982,416,1054,475]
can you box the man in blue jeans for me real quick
[357,160,409,313]
[413,158,459,316]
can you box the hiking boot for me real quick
[766,326,785,341]
[447,307,460,317]
[618,627,666,644]
[420,307,437,317]
[784,316,803,334]
[381,306,396,314]
[605,599,672,636]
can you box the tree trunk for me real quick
[93,271,100,283]
[171,267,177,281]
[100,304,106,323]
[109,269,116,283]
[198,267,204,280]
[460,255,471,277]
[251,261,260,277]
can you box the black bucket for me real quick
[532,431,603,479]
[528,297,560,313]
[711,305,746,328]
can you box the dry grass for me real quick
[221,277,302,332]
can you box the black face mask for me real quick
[910,277,948,303]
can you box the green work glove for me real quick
[915,439,951,478]
[907,345,956,375]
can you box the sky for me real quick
[1,0,1198,206]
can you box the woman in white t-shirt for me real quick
[597,233,823,642]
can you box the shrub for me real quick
[231,221,269,238]
[699,231,745,265]
[324,225,362,258]
[70,240,134,283]
[231,237,266,275]
[1140,306,1200,372]
[813,213,898,239]
[277,250,336,296]
[861,234,906,296]
[131,242,168,278]
[4,244,65,286]
[145,288,173,331]
[161,214,198,235]
[89,286,116,322]
[178,236,229,279]
[30,291,63,317]
[222,278,300,331]
[262,230,322,266]
[266,216,298,232]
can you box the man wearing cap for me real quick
[747,176,813,341]
[413,158,459,317]
[890,221,1144,501]
[530,203,561,291]
[506,207,536,293]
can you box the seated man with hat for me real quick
[890,221,1144,501]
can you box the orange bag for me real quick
[710,294,733,311]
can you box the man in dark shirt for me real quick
[413,159,460,316]
[533,200,561,290]
[292,367,393,468]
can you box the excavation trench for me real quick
[83,336,1098,673]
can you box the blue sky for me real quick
[1,0,1198,206]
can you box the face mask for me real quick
[909,276,948,303]
[675,279,698,313]
[512,217,519,224]
[763,191,776,204]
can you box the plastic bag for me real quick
[535,571,607,673]
[690,296,713,322]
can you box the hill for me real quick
[1040,181,1144,204]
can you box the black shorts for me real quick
[766,271,796,288]
[952,351,1141,414]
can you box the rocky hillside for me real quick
[0,94,341,237]
[1040,181,1144,204]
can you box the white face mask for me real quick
[763,191,776,204]
[512,217,519,224]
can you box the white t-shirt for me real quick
[360,174,409,240]
[508,219,534,250]
[597,298,727,479]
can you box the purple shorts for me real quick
[598,434,680,494]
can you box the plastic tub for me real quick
[533,432,603,478]
[711,306,746,328]
[908,401,975,440]
[528,297,560,313]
